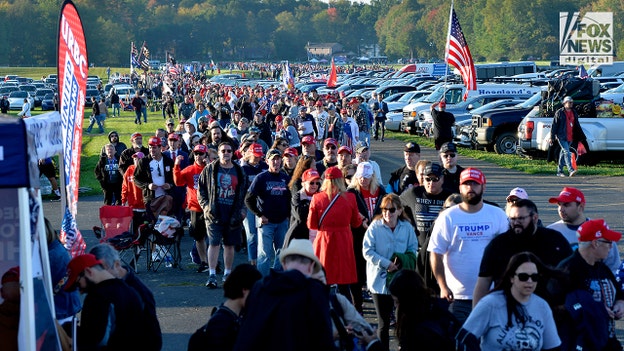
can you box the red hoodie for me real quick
[121,165,145,210]
[173,161,205,212]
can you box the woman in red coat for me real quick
[308,166,363,297]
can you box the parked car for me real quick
[0,86,19,96]
[34,88,54,108]
[8,91,34,110]
[84,89,102,107]
[18,84,37,94]
[41,93,56,111]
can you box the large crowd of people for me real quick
[5,73,623,351]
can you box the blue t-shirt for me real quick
[247,170,290,223]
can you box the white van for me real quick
[587,62,624,77]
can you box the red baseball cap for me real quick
[1,266,19,285]
[284,147,298,157]
[302,135,315,145]
[577,219,622,242]
[337,146,352,155]
[460,167,486,185]
[340,108,348,114]
[302,169,321,182]
[324,166,343,180]
[65,254,102,291]
[250,143,264,157]
[148,136,161,146]
[168,133,179,141]
[548,187,585,204]
[193,144,208,154]
[348,98,359,105]
[323,138,338,148]
[439,99,446,108]
[130,132,142,140]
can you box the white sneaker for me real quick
[556,172,566,177]
[569,170,577,177]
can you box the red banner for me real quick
[58,0,87,257]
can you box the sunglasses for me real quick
[382,207,397,213]
[442,154,456,158]
[424,177,440,182]
[195,152,206,156]
[309,181,321,186]
[516,273,540,282]
[325,145,337,150]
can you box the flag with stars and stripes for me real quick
[445,5,477,100]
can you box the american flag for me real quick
[578,65,588,79]
[130,42,139,68]
[60,207,86,258]
[446,6,476,99]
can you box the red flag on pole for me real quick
[327,57,337,88]
[445,4,477,100]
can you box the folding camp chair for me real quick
[141,215,183,272]
[95,205,142,271]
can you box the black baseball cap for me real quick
[404,142,421,153]
[439,142,457,154]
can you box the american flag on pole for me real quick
[130,42,139,68]
[445,5,476,100]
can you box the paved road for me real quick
[42,137,624,350]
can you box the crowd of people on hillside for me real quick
[6,76,624,351]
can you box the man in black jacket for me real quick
[431,99,455,150]
[233,239,334,351]
[133,136,175,210]
[550,96,585,177]
[188,264,262,351]
[197,141,247,289]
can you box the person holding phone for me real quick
[362,193,418,350]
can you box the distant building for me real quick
[306,43,344,58]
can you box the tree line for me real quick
[0,0,621,66]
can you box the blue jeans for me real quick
[141,106,147,122]
[257,218,288,276]
[242,210,258,261]
[112,103,120,116]
[359,131,370,145]
[449,299,472,325]
[557,139,574,173]
[86,115,104,133]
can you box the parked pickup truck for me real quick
[469,92,541,154]
[517,101,624,165]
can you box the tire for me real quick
[494,132,518,155]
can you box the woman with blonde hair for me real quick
[347,161,386,313]
[308,166,363,299]
[282,116,300,147]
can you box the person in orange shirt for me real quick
[174,144,209,273]
[122,151,146,235]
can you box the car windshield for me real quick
[517,92,541,108]
[9,91,27,98]
[423,86,464,104]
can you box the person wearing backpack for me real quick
[188,264,261,351]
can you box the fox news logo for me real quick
[560,12,613,65]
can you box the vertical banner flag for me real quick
[131,41,139,73]
[58,0,87,257]
[282,61,294,90]
[445,4,477,100]
[138,41,150,71]
[327,57,337,88]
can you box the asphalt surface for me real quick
[42,137,624,350]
